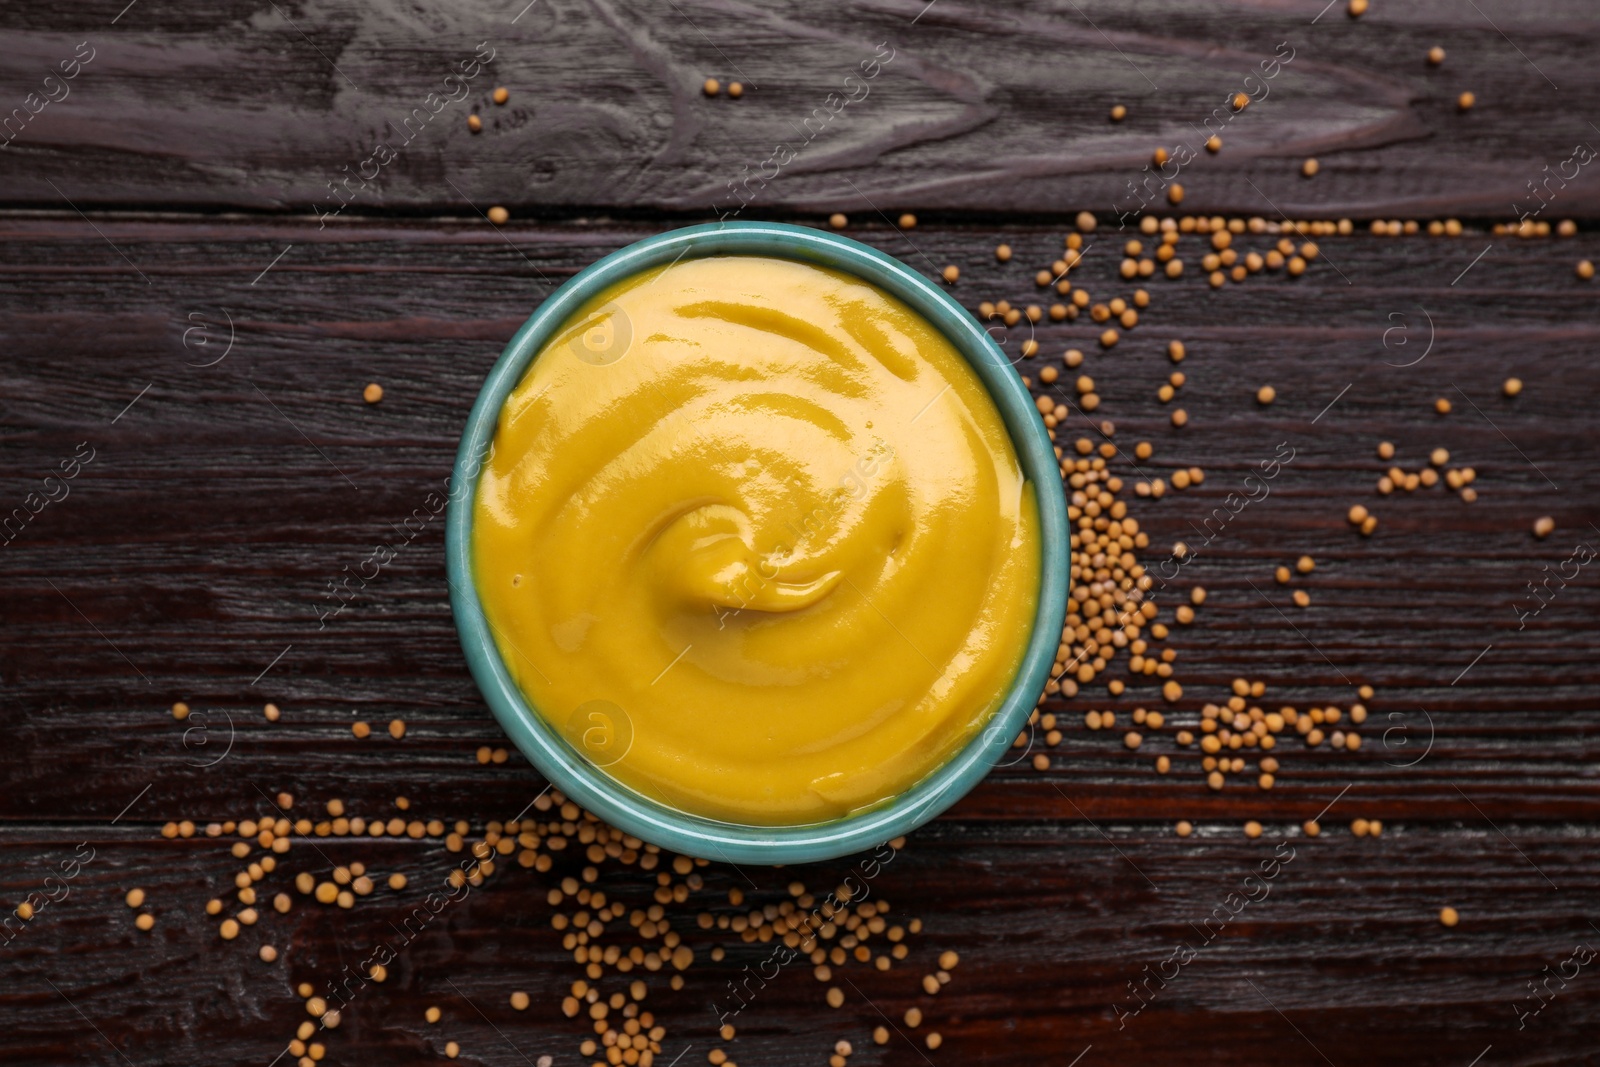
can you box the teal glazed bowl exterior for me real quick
[446,221,1069,865]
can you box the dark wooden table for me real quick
[4,2,1600,1064]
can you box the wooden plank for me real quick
[2,824,1597,1065]
[3,1,1598,218]
[2,216,1598,817]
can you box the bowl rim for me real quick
[446,220,1069,864]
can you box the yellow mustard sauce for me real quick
[473,255,1038,825]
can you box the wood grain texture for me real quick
[5,0,1600,1061]
[2,215,1599,1066]
[2,0,1599,218]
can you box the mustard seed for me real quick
[825,987,844,1008]
[1303,820,1320,837]
[1292,590,1310,608]
[1109,104,1126,122]
[1439,907,1459,927]
[905,1007,923,1027]
[829,213,847,230]
[1534,516,1555,539]
[728,81,743,98]
[426,1006,441,1024]
[510,991,530,1010]
[899,213,917,229]
[1205,135,1221,153]
[1257,385,1276,404]
[126,888,146,908]
[467,114,482,133]
[352,721,371,739]
[1579,260,1596,280]
[1427,46,1445,65]
[995,243,1012,262]
[1176,820,1192,837]
[1457,91,1475,111]
[388,718,406,739]
[1301,158,1319,178]
[873,1026,889,1045]
[135,913,155,931]
[1167,183,1184,204]
[487,206,509,225]
[1296,555,1314,574]
[1348,0,1367,14]
[1244,821,1262,838]
[264,703,280,721]
[926,1033,943,1050]
[703,78,720,96]
[220,919,240,940]
[1503,377,1523,397]
[445,1041,460,1059]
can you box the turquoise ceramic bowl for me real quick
[446,221,1069,865]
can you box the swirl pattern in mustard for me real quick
[473,255,1037,825]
